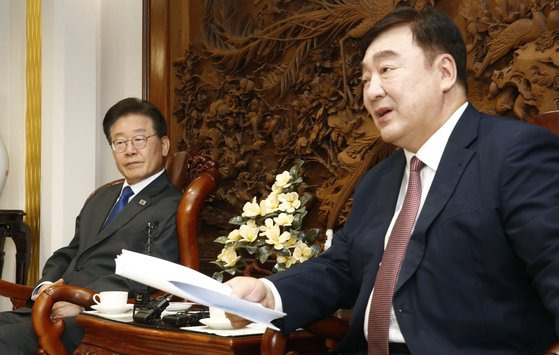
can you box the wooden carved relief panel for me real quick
[461,0,559,119]
[159,0,559,268]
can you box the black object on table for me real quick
[0,210,31,284]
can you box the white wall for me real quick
[99,0,143,184]
[0,0,28,290]
[0,0,142,311]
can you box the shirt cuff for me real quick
[261,278,283,312]
[32,281,52,298]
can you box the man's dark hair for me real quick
[361,6,468,91]
[102,97,168,144]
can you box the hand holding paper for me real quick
[114,250,285,330]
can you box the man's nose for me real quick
[364,77,385,101]
[123,140,138,154]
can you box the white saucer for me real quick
[166,302,194,312]
[199,317,234,330]
[91,303,133,314]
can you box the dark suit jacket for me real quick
[269,105,559,354]
[37,171,181,294]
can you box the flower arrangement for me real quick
[212,160,321,281]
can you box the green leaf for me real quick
[310,243,321,256]
[290,229,302,239]
[224,268,238,276]
[213,236,229,244]
[244,245,258,254]
[304,228,320,243]
[229,216,246,225]
[273,263,283,273]
[277,248,291,257]
[292,213,304,229]
[212,272,224,282]
[289,161,301,178]
[261,211,280,220]
[299,192,312,207]
[291,176,303,185]
[257,245,273,263]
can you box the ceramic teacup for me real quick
[92,291,128,307]
[209,306,227,319]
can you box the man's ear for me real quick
[436,53,457,93]
[161,135,170,157]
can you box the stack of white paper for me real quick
[114,249,285,330]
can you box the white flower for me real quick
[273,212,294,226]
[217,247,241,268]
[293,241,312,263]
[277,254,296,268]
[213,161,318,278]
[242,197,261,217]
[259,192,279,215]
[271,183,283,193]
[239,220,259,242]
[259,218,276,234]
[274,171,291,188]
[278,192,301,213]
[227,229,241,242]
[265,229,292,250]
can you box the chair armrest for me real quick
[261,327,289,355]
[0,279,33,309]
[547,342,559,355]
[32,284,95,355]
[261,315,349,355]
[176,169,219,270]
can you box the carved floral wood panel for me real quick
[170,0,559,264]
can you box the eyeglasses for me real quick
[111,134,158,153]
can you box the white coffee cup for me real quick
[92,291,128,307]
[209,306,226,319]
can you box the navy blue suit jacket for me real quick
[268,105,559,354]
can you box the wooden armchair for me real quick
[0,152,219,354]
[260,111,559,355]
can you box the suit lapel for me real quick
[395,105,480,291]
[371,151,407,258]
[82,172,171,253]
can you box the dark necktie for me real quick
[103,186,134,228]
[368,156,425,355]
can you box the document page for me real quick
[115,249,285,330]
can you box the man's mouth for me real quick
[375,107,393,120]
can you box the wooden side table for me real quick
[75,314,328,355]
[0,210,31,284]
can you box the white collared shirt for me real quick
[121,169,165,201]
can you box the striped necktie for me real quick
[368,156,425,355]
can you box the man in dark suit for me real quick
[0,97,182,353]
[227,7,559,354]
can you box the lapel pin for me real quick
[139,199,147,206]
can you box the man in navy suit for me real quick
[227,6,559,354]
[0,98,182,353]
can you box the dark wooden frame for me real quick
[142,0,171,135]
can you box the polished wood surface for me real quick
[261,313,350,355]
[142,0,171,128]
[33,285,96,355]
[75,314,327,355]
